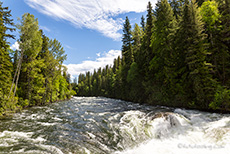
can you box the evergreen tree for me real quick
[48,39,69,101]
[141,15,145,31]
[75,1,230,112]
[200,0,223,83]
[176,0,215,108]
[208,0,230,110]
[121,16,133,100]
[218,0,230,86]
[0,2,17,115]
[136,2,155,102]
[170,0,184,19]
[39,31,54,104]
[149,0,178,104]
[113,56,122,98]
[17,13,43,106]
[122,16,133,66]
[132,23,142,61]
[144,1,155,65]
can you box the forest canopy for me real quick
[75,0,230,112]
[0,2,75,116]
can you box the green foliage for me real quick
[0,2,17,115]
[200,0,220,29]
[149,0,178,104]
[73,0,230,112]
[209,85,230,110]
[127,62,138,83]
[0,1,73,116]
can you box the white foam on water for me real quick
[0,130,47,148]
[115,135,228,154]
[37,122,58,126]
[0,131,33,148]
[84,148,91,154]
[98,112,110,116]
[114,110,230,154]
[38,144,64,154]
[0,130,33,138]
[52,116,62,121]
[87,132,96,139]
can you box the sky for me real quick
[3,0,157,80]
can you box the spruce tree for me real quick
[39,31,53,104]
[0,2,16,114]
[141,15,145,31]
[113,56,122,98]
[149,0,177,104]
[145,1,155,65]
[170,0,184,19]
[132,23,142,61]
[218,0,230,86]
[122,16,133,66]
[176,0,215,108]
[200,0,223,83]
[121,16,133,100]
[135,2,155,102]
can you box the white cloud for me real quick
[40,25,51,32]
[24,0,155,40]
[10,41,20,51]
[65,49,121,76]
[96,52,101,57]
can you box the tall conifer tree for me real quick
[176,0,215,108]
[0,2,16,114]
[17,13,43,105]
[149,0,177,104]
[121,16,133,99]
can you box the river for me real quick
[0,97,230,154]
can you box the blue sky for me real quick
[3,0,157,79]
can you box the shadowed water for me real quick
[0,97,230,154]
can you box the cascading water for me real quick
[0,97,229,154]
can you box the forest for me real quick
[75,0,230,112]
[0,2,75,116]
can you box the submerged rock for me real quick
[152,112,181,127]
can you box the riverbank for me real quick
[0,97,72,119]
[76,95,230,114]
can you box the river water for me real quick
[0,97,230,154]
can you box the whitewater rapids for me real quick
[0,97,229,154]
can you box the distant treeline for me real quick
[75,0,230,112]
[0,2,75,116]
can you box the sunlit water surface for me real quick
[0,97,230,154]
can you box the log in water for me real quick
[0,97,230,154]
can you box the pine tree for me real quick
[0,2,16,115]
[122,16,133,66]
[170,0,184,19]
[38,31,53,104]
[149,0,178,104]
[141,15,145,31]
[132,23,142,61]
[145,1,155,65]
[121,16,133,100]
[113,56,122,98]
[176,0,215,108]
[207,0,230,110]
[218,0,230,86]
[135,2,155,102]
[200,0,223,83]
